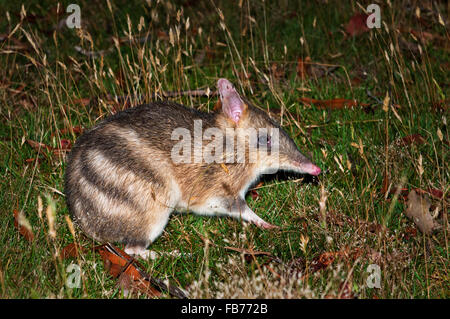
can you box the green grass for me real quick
[0,0,448,298]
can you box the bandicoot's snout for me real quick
[289,152,321,176]
[296,161,321,176]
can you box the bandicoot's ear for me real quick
[217,78,247,123]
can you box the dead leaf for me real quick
[410,29,434,44]
[338,281,356,299]
[73,98,91,106]
[345,13,369,37]
[0,35,30,51]
[367,222,387,235]
[250,189,259,200]
[51,125,84,137]
[97,245,142,279]
[403,226,417,241]
[318,252,335,267]
[60,139,72,150]
[95,244,187,298]
[97,246,161,297]
[381,171,389,195]
[24,157,43,164]
[404,190,439,234]
[26,139,51,152]
[309,252,336,273]
[296,57,309,80]
[13,210,34,242]
[270,63,285,81]
[350,76,363,86]
[414,188,444,200]
[61,243,84,259]
[396,134,426,146]
[116,272,135,296]
[431,99,449,111]
[156,30,169,41]
[298,97,369,110]
[116,272,163,298]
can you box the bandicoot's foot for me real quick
[124,246,152,259]
[255,220,279,229]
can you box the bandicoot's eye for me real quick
[257,133,272,149]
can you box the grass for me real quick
[0,0,448,298]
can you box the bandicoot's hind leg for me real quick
[124,207,172,259]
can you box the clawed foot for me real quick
[244,212,279,229]
[254,219,279,230]
[124,246,156,260]
[237,205,279,230]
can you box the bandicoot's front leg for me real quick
[231,198,279,229]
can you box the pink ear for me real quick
[217,78,244,123]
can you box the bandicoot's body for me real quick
[65,78,321,258]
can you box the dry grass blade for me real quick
[13,210,34,242]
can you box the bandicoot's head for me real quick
[216,78,321,176]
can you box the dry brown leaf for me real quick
[250,189,259,200]
[296,57,309,80]
[345,13,369,37]
[61,243,85,259]
[270,63,285,81]
[156,30,169,41]
[431,99,450,111]
[95,244,188,298]
[51,125,84,138]
[414,188,444,200]
[396,133,426,147]
[404,190,439,235]
[381,171,389,195]
[298,97,370,110]
[338,281,356,299]
[116,272,161,298]
[403,226,417,241]
[73,98,91,106]
[24,157,41,164]
[60,139,72,150]
[13,210,34,242]
[26,139,51,153]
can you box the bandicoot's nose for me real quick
[297,161,321,176]
[306,163,321,176]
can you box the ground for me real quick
[0,0,448,298]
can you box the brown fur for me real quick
[65,82,320,255]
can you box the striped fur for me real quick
[65,97,319,254]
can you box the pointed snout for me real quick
[297,161,321,176]
[292,154,322,176]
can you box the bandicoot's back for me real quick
[64,78,321,258]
